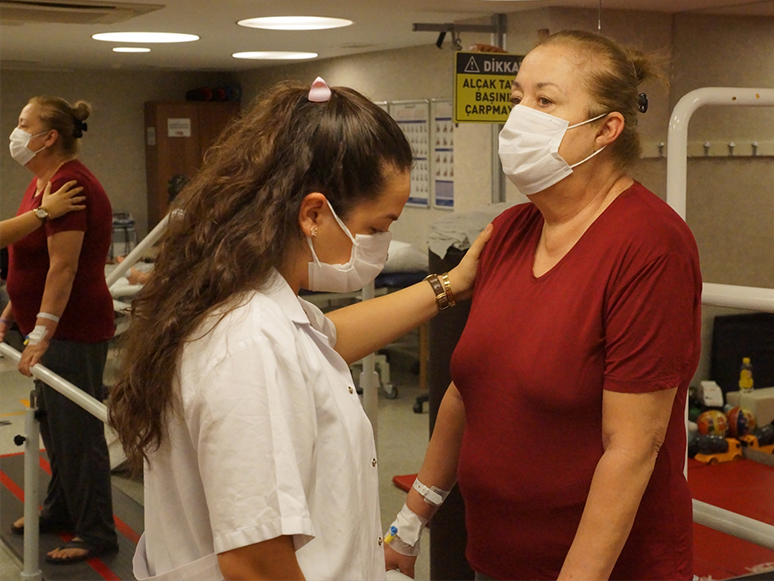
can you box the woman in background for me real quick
[2,96,117,564]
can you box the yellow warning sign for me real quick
[454,52,523,123]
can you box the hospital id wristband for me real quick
[385,503,427,556]
[413,478,450,506]
[36,312,60,323]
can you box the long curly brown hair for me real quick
[108,81,412,473]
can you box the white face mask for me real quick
[9,127,47,166]
[307,200,392,293]
[498,106,608,196]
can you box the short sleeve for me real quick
[188,335,317,554]
[604,251,699,393]
[45,174,87,235]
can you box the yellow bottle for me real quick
[739,357,754,393]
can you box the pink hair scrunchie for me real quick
[308,77,332,102]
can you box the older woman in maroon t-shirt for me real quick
[1,96,117,564]
[385,31,701,580]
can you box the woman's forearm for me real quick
[558,448,658,580]
[405,383,466,521]
[0,211,44,249]
[327,278,439,364]
[39,263,77,322]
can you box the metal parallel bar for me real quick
[703,282,774,313]
[666,86,774,549]
[21,394,41,581]
[666,87,774,220]
[106,213,171,288]
[693,500,774,551]
[0,344,107,423]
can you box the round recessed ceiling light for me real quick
[232,51,318,60]
[237,16,353,31]
[112,47,151,53]
[92,32,199,43]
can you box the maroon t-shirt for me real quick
[451,182,701,580]
[7,159,114,343]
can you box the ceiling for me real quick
[1,0,773,71]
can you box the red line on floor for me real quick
[3,453,142,579]
[36,454,141,543]
[0,470,24,502]
[86,556,122,581]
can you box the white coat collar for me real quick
[261,269,313,326]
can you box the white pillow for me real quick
[383,240,428,273]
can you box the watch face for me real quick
[35,207,48,220]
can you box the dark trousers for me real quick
[35,338,117,549]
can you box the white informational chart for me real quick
[389,100,430,208]
[432,99,455,210]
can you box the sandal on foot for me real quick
[45,539,118,565]
[10,517,72,536]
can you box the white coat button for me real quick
[348,386,354,394]
[378,537,383,545]
[372,458,377,467]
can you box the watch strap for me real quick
[424,274,450,311]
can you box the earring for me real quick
[310,226,318,237]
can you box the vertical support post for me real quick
[360,280,379,446]
[21,390,41,581]
[491,13,508,204]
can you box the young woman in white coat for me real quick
[109,78,490,581]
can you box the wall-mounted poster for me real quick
[432,99,454,210]
[389,100,430,208]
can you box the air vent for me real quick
[0,0,163,25]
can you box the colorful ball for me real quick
[697,410,728,436]
[727,407,756,437]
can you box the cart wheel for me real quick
[384,385,399,400]
[413,401,423,414]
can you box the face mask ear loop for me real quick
[566,111,608,130]
[325,199,357,245]
[306,236,323,266]
[566,112,609,169]
[569,145,607,169]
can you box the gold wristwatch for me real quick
[34,206,49,223]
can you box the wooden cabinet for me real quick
[144,101,240,228]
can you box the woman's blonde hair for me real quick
[539,30,668,169]
[28,96,91,156]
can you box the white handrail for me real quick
[666,85,774,553]
[106,213,171,288]
[666,87,774,220]
[703,282,774,312]
[0,343,107,423]
[693,500,774,551]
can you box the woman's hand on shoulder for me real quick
[41,180,85,220]
[446,223,493,302]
